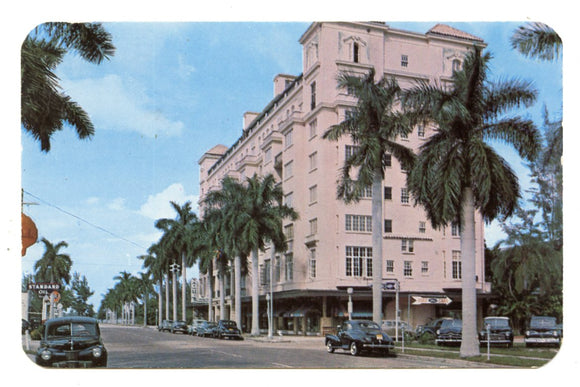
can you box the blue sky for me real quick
[10,15,567,313]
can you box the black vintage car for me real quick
[415,317,452,341]
[158,320,173,332]
[216,320,243,340]
[35,316,107,368]
[525,316,561,347]
[435,318,462,346]
[325,320,394,356]
[171,320,188,334]
[197,321,218,338]
[479,316,514,347]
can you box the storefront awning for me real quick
[337,306,372,318]
[283,306,321,318]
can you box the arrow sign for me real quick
[412,295,452,305]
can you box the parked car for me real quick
[436,318,462,346]
[216,320,244,340]
[35,316,107,368]
[188,319,207,335]
[479,316,514,347]
[381,320,413,340]
[171,320,188,334]
[197,321,218,338]
[525,316,561,347]
[415,317,452,340]
[325,320,394,356]
[158,320,173,332]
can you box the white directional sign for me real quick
[412,295,452,305]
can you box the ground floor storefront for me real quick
[192,288,490,335]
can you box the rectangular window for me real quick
[284,224,294,240]
[310,81,316,110]
[401,239,414,253]
[404,261,413,277]
[386,260,394,273]
[309,248,317,278]
[285,129,293,148]
[452,222,461,236]
[419,221,426,234]
[452,250,462,279]
[385,154,392,167]
[384,186,392,200]
[384,219,392,233]
[421,261,429,274]
[309,218,318,236]
[345,246,372,277]
[309,119,317,138]
[285,253,293,281]
[264,147,272,163]
[274,256,281,283]
[346,214,372,232]
[401,54,408,67]
[353,42,359,63]
[401,188,410,204]
[417,125,425,138]
[309,185,318,204]
[284,160,293,179]
[345,145,359,160]
[284,192,293,208]
[309,152,318,171]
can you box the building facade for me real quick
[195,22,490,335]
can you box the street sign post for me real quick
[383,279,400,341]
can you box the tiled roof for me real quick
[427,24,484,42]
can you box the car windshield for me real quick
[530,317,556,329]
[47,322,98,338]
[358,321,380,330]
[222,321,237,327]
[441,319,461,328]
[175,321,186,324]
[207,323,217,327]
[485,318,509,328]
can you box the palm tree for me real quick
[403,48,540,357]
[205,174,298,335]
[323,69,417,324]
[34,238,73,286]
[21,22,115,152]
[510,22,562,61]
[155,201,199,322]
[113,271,139,324]
[139,246,166,326]
[136,272,154,326]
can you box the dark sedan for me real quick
[216,320,243,340]
[525,316,561,347]
[35,316,107,368]
[171,320,188,334]
[479,316,513,347]
[158,320,173,332]
[197,321,218,338]
[436,318,462,346]
[325,320,394,356]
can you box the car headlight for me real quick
[92,347,103,358]
[525,330,530,336]
[41,349,52,361]
[553,331,559,337]
[436,330,440,335]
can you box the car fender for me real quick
[325,334,340,346]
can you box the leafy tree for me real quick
[403,48,540,357]
[323,69,416,324]
[155,201,199,322]
[510,22,562,61]
[21,22,115,152]
[34,238,73,286]
[70,272,95,316]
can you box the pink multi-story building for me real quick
[195,22,490,335]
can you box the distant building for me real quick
[196,22,489,334]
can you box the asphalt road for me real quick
[101,324,497,369]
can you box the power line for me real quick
[22,189,146,250]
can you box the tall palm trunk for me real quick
[219,273,225,320]
[234,255,242,330]
[208,260,214,321]
[172,268,178,322]
[165,274,169,320]
[182,253,187,322]
[158,279,163,326]
[460,187,480,357]
[251,249,260,335]
[143,295,148,327]
[372,167,384,323]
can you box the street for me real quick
[101,325,498,369]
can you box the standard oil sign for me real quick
[27,282,61,296]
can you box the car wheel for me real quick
[349,341,360,356]
[326,340,335,353]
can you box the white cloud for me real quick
[107,197,126,211]
[60,74,184,138]
[138,183,198,220]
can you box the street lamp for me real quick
[170,262,180,322]
[347,287,353,319]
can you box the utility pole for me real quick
[170,262,180,322]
